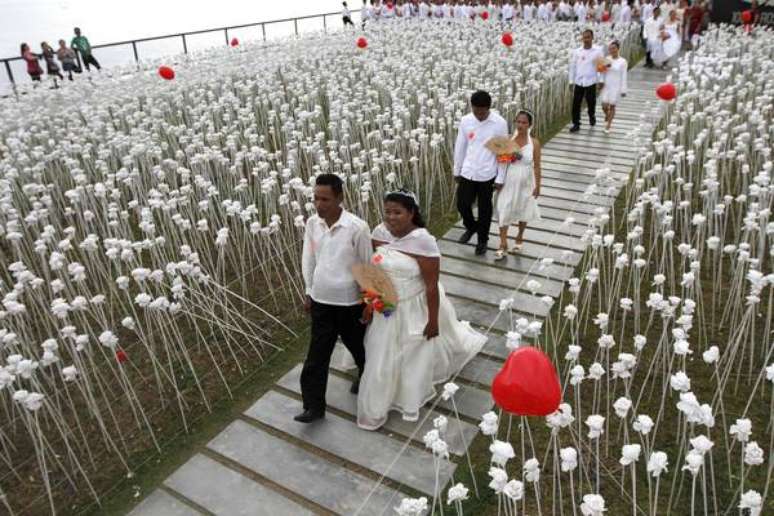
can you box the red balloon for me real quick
[656,82,677,101]
[601,11,611,22]
[356,37,368,49]
[491,347,561,416]
[230,37,240,47]
[501,32,514,47]
[158,66,175,80]
[481,11,490,20]
[741,10,753,24]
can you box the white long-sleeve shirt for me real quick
[453,112,509,182]
[502,4,514,20]
[523,4,535,21]
[302,209,372,306]
[419,2,430,17]
[574,3,587,21]
[641,3,654,23]
[619,5,632,23]
[568,45,604,87]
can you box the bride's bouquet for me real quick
[485,136,522,164]
[352,261,398,318]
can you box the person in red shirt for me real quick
[685,1,705,48]
[21,43,42,83]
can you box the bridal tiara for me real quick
[387,188,419,204]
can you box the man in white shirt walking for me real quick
[296,173,373,423]
[453,90,509,255]
[568,29,604,133]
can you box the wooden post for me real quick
[182,34,188,54]
[132,41,139,64]
[262,23,267,41]
[224,28,230,45]
[294,18,299,36]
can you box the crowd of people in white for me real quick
[352,0,710,29]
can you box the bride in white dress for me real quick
[599,40,628,134]
[357,191,487,430]
[493,110,542,261]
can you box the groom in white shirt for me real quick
[453,90,509,256]
[296,173,373,423]
[568,29,604,133]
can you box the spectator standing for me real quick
[21,43,42,83]
[56,40,78,81]
[342,2,355,26]
[502,0,516,22]
[568,29,604,133]
[419,0,431,17]
[71,27,101,71]
[643,6,661,68]
[618,0,633,24]
[41,42,64,82]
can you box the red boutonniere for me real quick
[468,131,476,141]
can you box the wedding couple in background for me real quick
[296,90,542,430]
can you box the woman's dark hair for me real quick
[610,40,620,50]
[315,173,344,195]
[471,90,492,109]
[20,43,28,55]
[516,110,533,127]
[583,29,594,37]
[384,190,426,228]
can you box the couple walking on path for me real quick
[296,173,485,430]
[296,88,544,429]
[454,90,543,261]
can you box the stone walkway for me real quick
[129,64,668,516]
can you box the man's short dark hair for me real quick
[583,29,594,37]
[315,173,344,195]
[471,90,492,109]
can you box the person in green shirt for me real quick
[70,27,101,71]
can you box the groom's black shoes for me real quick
[458,229,475,244]
[475,242,488,255]
[294,409,325,423]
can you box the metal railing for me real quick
[1,9,361,87]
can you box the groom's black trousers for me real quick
[300,300,366,413]
[457,176,495,245]
[571,84,597,128]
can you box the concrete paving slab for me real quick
[275,365,479,457]
[443,228,582,266]
[441,256,564,296]
[438,240,575,280]
[164,454,313,516]
[440,273,549,317]
[208,420,407,515]
[128,490,202,516]
[243,391,456,496]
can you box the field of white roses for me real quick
[388,24,773,516]
[0,18,641,515]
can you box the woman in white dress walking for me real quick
[357,191,486,430]
[493,110,542,261]
[599,40,628,134]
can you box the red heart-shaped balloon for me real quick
[491,347,561,416]
[158,65,175,80]
[655,82,677,101]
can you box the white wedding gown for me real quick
[357,234,487,430]
[496,134,541,226]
